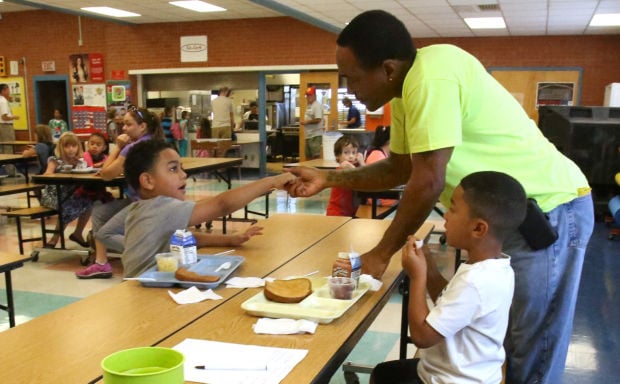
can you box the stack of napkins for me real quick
[359,274,383,291]
[225,276,274,288]
[253,318,318,335]
[168,286,222,304]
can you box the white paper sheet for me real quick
[173,338,308,384]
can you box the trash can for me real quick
[322,131,343,161]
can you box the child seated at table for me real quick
[18,124,54,177]
[40,131,93,248]
[326,135,364,217]
[370,171,527,384]
[112,140,295,277]
[83,132,108,168]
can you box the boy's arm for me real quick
[189,173,295,226]
[402,237,445,349]
[193,225,263,247]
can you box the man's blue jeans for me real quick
[504,194,594,384]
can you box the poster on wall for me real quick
[69,54,90,83]
[106,80,131,110]
[72,84,106,107]
[536,82,575,108]
[2,77,27,130]
[72,105,106,134]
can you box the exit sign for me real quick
[41,61,56,72]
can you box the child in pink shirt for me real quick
[326,135,364,217]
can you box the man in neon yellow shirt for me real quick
[287,10,594,384]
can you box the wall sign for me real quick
[180,35,208,62]
[41,61,56,72]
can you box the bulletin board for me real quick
[488,67,582,123]
[3,76,28,130]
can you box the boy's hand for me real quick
[340,160,356,169]
[272,172,296,189]
[231,225,263,246]
[355,153,365,167]
[401,235,427,280]
[284,166,328,197]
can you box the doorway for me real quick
[33,75,71,130]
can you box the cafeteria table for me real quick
[0,214,350,383]
[31,157,242,257]
[0,214,433,383]
[0,153,38,183]
[155,218,433,384]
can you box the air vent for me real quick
[478,4,500,11]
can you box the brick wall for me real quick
[1,10,619,136]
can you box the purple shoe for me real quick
[76,262,113,279]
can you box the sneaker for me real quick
[75,262,113,279]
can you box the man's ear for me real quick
[139,172,155,191]
[382,59,397,80]
[472,218,489,239]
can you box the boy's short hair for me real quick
[333,135,359,157]
[460,171,527,241]
[124,140,175,191]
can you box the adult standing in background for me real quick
[49,108,68,142]
[287,10,593,384]
[161,106,176,148]
[0,83,20,177]
[211,86,234,139]
[339,96,361,128]
[299,86,324,159]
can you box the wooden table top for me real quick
[0,252,32,272]
[157,220,435,384]
[0,214,350,383]
[31,157,242,185]
[0,153,37,165]
[284,158,339,169]
[0,140,37,146]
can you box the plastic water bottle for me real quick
[170,229,197,265]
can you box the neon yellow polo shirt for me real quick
[391,44,588,212]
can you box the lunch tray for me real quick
[137,254,245,289]
[241,277,370,324]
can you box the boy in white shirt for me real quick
[371,171,527,384]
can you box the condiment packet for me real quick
[168,286,222,304]
[253,318,318,335]
[225,276,274,288]
[359,274,383,291]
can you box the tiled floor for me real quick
[0,169,619,384]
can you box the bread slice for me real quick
[264,278,312,303]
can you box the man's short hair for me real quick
[460,171,527,241]
[124,140,175,191]
[337,10,416,70]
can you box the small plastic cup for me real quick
[155,253,178,272]
[328,276,356,300]
[101,346,184,384]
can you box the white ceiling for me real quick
[1,0,619,37]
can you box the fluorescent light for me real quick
[81,7,140,18]
[169,1,226,13]
[464,17,506,29]
[590,13,620,27]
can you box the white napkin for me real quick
[168,286,223,304]
[253,318,318,335]
[225,276,273,288]
[360,274,383,291]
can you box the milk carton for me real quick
[170,229,197,265]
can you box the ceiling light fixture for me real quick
[169,1,226,13]
[590,13,620,27]
[464,17,506,29]
[81,7,140,18]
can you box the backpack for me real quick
[170,122,182,140]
